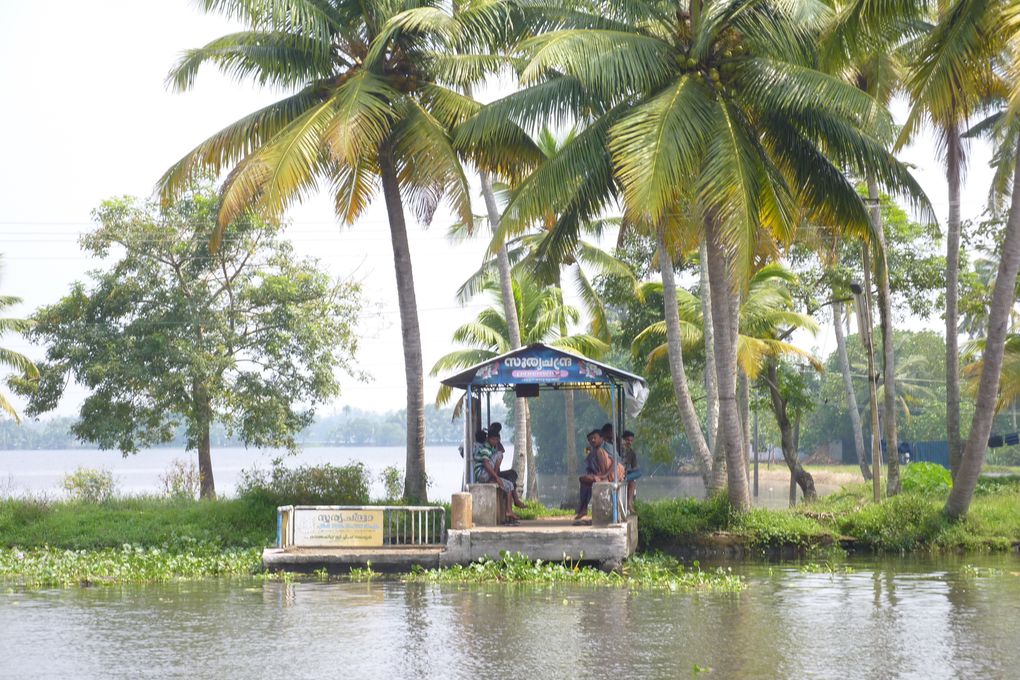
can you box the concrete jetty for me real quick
[262,515,639,574]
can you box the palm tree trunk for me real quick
[700,242,719,454]
[868,176,900,495]
[704,218,750,511]
[480,171,529,496]
[656,229,714,491]
[525,405,537,498]
[765,359,816,503]
[858,247,883,503]
[945,140,1020,518]
[946,123,963,479]
[379,143,427,503]
[833,300,871,480]
[738,369,751,490]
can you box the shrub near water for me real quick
[236,461,371,508]
[901,462,952,496]
[62,467,116,503]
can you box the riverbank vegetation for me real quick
[404,552,743,592]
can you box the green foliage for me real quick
[61,467,116,504]
[635,494,730,548]
[513,499,573,520]
[379,466,404,502]
[0,496,274,550]
[236,461,370,508]
[729,509,829,548]
[405,552,743,592]
[159,458,202,500]
[901,462,953,496]
[15,187,362,496]
[0,545,261,588]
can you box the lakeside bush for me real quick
[62,467,117,503]
[901,463,953,496]
[159,458,202,500]
[236,461,371,509]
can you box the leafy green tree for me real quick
[14,189,361,499]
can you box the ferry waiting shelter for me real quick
[440,343,648,522]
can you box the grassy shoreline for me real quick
[2,475,1017,587]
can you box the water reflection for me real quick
[1,556,1019,679]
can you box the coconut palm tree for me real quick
[904,0,1020,517]
[157,1,537,502]
[633,263,822,498]
[457,0,926,510]
[431,272,608,407]
[0,288,37,422]
[896,0,1005,480]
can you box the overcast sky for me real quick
[0,1,999,418]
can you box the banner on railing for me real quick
[293,508,384,547]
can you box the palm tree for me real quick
[431,272,607,406]
[157,1,532,502]
[904,0,1020,517]
[0,288,37,422]
[896,0,1004,480]
[458,0,925,510]
[633,263,822,498]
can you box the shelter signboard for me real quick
[472,346,608,385]
[293,508,384,547]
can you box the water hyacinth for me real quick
[0,545,262,588]
[405,552,743,592]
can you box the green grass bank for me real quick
[2,468,1017,587]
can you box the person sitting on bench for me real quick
[473,429,525,523]
[620,430,642,512]
[573,429,625,523]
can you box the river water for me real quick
[2,555,1018,679]
[0,446,832,508]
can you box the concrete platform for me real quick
[262,515,639,573]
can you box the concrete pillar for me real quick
[592,482,625,526]
[468,484,499,526]
[451,492,473,530]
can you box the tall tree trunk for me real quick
[833,300,871,480]
[765,360,816,503]
[738,369,751,490]
[858,247,883,502]
[480,171,529,496]
[946,123,963,479]
[656,229,714,491]
[194,381,215,500]
[700,242,719,454]
[379,143,427,503]
[946,141,1020,518]
[868,176,900,495]
[705,218,750,511]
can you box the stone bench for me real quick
[592,481,627,526]
[468,483,509,526]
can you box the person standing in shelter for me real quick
[473,429,525,523]
[573,429,625,524]
[620,430,641,512]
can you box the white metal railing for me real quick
[276,505,446,549]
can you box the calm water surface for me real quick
[2,555,1019,679]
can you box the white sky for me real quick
[0,1,1000,417]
